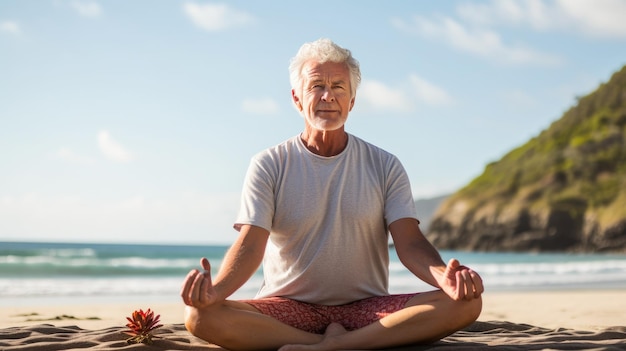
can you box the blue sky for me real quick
[2,0,626,245]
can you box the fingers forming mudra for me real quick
[181,258,215,308]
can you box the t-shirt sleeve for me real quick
[383,156,419,227]
[233,154,275,233]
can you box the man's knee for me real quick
[458,295,482,325]
[184,304,249,347]
[434,293,482,333]
[184,306,205,337]
[184,305,225,344]
[406,290,482,327]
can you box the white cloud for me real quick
[358,80,413,112]
[242,98,280,115]
[409,74,453,106]
[393,15,561,66]
[97,130,134,163]
[557,0,626,38]
[71,1,103,18]
[457,0,626,38]
[0,20,20,34]
[55,147,96,166]
[183,2,254,32]
[456,0,557,30]
[357,76,453,112]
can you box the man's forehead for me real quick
[302,61,350,80]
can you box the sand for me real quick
[1,290,625,350]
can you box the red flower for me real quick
[123,308,163,344]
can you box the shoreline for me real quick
[478,289,626,330]
[1,289,624,331]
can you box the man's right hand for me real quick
[181,257,220,308]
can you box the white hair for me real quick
[288,38,361,98]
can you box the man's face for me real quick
[292,60,355,132]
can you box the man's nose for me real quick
[321,88,335,102]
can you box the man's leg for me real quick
[279,290,482,351]
[184,300,323,350]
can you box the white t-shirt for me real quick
[234,133,418,305]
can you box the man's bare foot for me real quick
[278,323,348,351]
[324,323,347,335]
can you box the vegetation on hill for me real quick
[428,65,626,252]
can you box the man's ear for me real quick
[349,97,355,111]
[292,89,302,111]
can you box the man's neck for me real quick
[300,126,348,157]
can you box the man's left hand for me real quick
[440,258,484,301]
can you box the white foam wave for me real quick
[0,255,202,270]
[40,248,97,258]
[472,260,626,275]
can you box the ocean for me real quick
[1,241,626,306]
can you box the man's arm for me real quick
[213,224,269,299]
[389,218,447,287]
[389,218,483,301]
[181,224,268,308]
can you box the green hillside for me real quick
[428,65,626,252]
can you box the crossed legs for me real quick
[184,300,322,350]
[280,291,482,351]
[184,290,482,351]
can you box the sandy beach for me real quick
[1,290,625,350]
[2,290,625,331]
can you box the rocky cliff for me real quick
[427,66,626,253]
[415,194,449,231]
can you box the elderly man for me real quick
[181,38,483,351]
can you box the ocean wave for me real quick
[388,258,626,291]
[0,255,224,277]
[39,248,98,258]
[389,258,626,275]
[2,243,625,298]
[0,275,264,299]
[473,260,626,275]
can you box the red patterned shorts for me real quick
[241,294,418,334]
